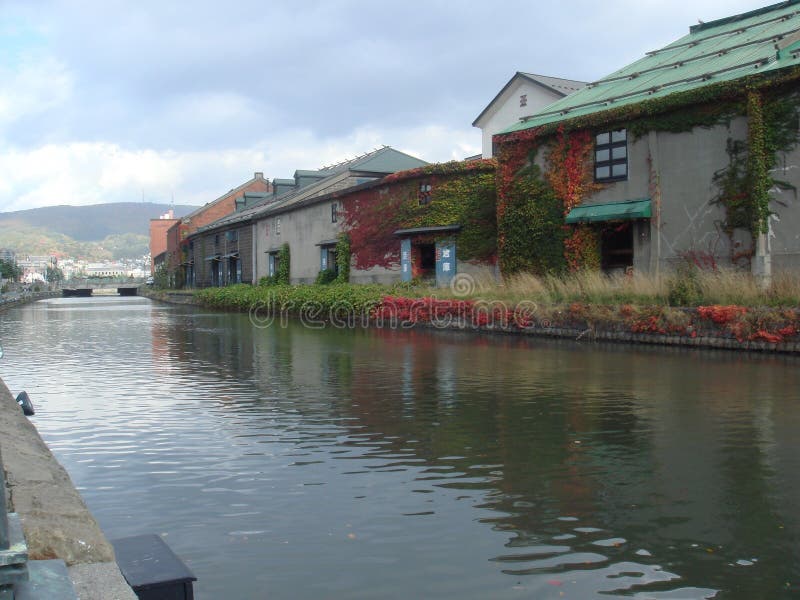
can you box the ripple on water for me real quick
[1,297,797,599]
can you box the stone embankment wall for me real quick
[427,321,800,354]
[138,287,201,305]
[0,291,59,311]
[0,378,135,599]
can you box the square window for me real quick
[594,128,627,182]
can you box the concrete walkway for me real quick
[0,378,135,599]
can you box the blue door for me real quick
[400,238,412,282]
[435,239,456,288]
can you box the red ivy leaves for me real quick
[545,127,605,272]
[546,127,601,214]
[340,186,406,269]
[696,304,747,324]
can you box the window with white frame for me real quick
[595,129,628,181]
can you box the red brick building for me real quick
[181,172,270,237]
[148,209,179,275]
[154,172,271,283]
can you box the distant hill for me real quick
[0,202,198,260]
[0,202,197,241]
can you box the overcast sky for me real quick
[0,0,767,212]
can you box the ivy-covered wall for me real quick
[495,72,800,276]
[496,128,603,275]
[341,160,497,270]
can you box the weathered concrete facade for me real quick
[527,113,800,276]
[189,222,254,287]
[529,118,757,274]
[256,201,342,284]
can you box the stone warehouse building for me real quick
[182,149,497,288]
[185,147,428,287]
[495,0,800,280]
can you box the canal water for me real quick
[0,296,798,599]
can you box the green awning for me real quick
[565,199,651,224]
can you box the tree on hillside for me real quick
[0,259,21,281]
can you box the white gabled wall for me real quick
[478,80,564,158]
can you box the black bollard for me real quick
[16,392,34,417]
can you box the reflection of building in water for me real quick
[149,313,800,595]
[152,310,257,380]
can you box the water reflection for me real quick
[0,297,798,599]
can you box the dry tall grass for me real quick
[446,269,800,307]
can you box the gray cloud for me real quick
[0,0,767,210]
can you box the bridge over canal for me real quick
[62,285,139,297]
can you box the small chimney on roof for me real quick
[255,172,264,179]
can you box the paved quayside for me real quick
[0,378,135,600]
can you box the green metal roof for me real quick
[565,199,652,223]
[502,1,800,134]
[319,146,428,174]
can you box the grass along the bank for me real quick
[194,269,800,312]
[442,269,800,307]
[192,271,800,345]
[195,282,428,314]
